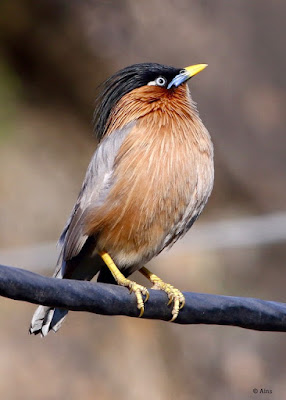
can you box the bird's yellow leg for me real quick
[140,267,185,322]
[99,251,149,317]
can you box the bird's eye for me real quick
[155,76,167,87]
[179,69,185,74]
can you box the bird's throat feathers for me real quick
[106,84,200,136]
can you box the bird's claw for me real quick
[159,283,185,321]
[128,281,149,318]
[99,252,149,318]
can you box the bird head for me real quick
[94,63,207,139]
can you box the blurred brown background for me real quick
[0,1,286,399]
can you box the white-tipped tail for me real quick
[29,245,103,336]
[29,305,68,336]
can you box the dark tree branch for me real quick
[0,263,286,332]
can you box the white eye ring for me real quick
[155,76,167,87]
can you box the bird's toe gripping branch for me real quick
[127,281,149,317]
[140,267,185,321]
[99,252,184,320]
[99,251,149,317]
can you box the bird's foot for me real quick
[152,281,185,321]
[99,251,149,317]
[140,267,185,321]
[125,280,149,317]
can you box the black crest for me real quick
[93,63,181,140]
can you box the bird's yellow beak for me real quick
[184,64,208,78]
[167,63,208,89]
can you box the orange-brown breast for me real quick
[85,84,213,266]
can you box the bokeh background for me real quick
[0,1,286,399]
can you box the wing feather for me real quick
[59,121,136,262]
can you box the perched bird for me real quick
[30,62,214,336]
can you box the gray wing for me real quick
[58,121,136,266]
[30,123,136,336]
